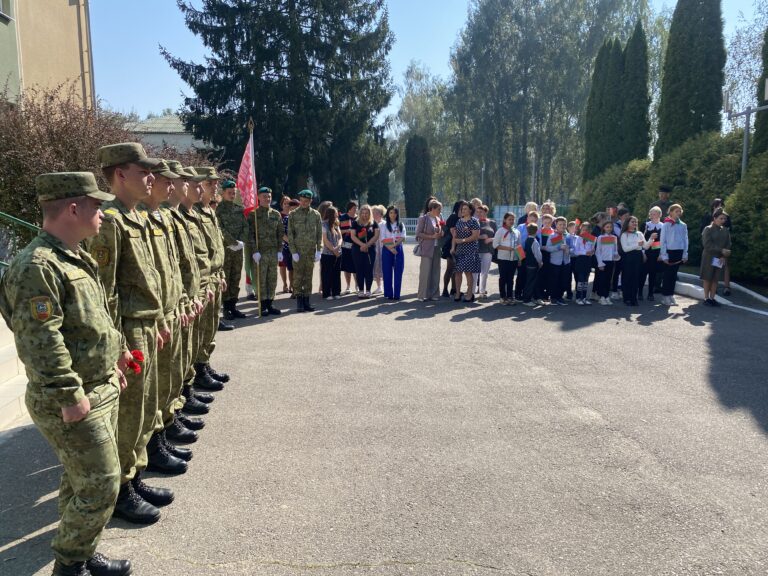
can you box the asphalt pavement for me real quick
[1,256,767,575]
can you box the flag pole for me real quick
[248,117,262,318]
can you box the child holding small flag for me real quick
[639,206,663,301]
[566,221,578,299]
[542,216,570,305]
[538,214,555,302]
[595,221,620,305]
[573,222,596,305]
[515,211,540,301]
[493,212,522,305]
[620,216,652,306]
[522,223,544,306]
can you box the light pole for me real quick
[725,79,768,181]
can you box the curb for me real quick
[678,272,768,305]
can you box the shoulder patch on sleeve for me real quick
[92,247,110,267]
[29,296,53,322]
[103,208,118,216]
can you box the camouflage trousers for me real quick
[157,312,183,429]
[244,244,254,290]
[119,317,158,483]
[26,377,120,564]
[195,276,221,364]
[256,255,278,300]
[223,247,243,301]
[293,249,316,297]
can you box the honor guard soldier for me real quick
[287,189,322,312]
[246,186,284,316]
[0,172,132,576]
[216,179,247,320]
[192,167,232,385]
[87,143,173,526]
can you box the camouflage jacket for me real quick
[180,204,213,292]
[246,206,283,253]
[138,204,182,318]
[288,206,322,253]
[86,197,164,324]
[163,203,201,312]
[0,232,123,407]
[193,203,225,275]
[216,200,246,246]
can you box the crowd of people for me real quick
[261,186,733,310]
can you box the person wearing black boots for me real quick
[217,179,248,321]
[247,186,285,317]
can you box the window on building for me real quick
[0,0,12,21]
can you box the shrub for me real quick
[573,159,651,221]
[725,152,768,282]
[634,131,742,266]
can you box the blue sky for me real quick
[90,0,754,118]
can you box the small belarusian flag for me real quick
[549,233,564,246]
[600,235,616,245]
[580,232,597,243]
[541,227,554,237]
[357,229,367,239]
[382,237,395,246]
[650,241,661,250]
[515,245,526,260]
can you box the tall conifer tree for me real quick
[655,0,725,159]
[403,135,433,217]
[621,21,651,162]
[603,39,626,168]
[583,41,611,182]
[753,26,768,157]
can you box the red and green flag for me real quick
[549,233,564,247]
[515,245,526,260]
[650,241,661,250]
[600,235,616,245]
[382,237,395,246]
[580,232,596,243]
[541,227,554,237]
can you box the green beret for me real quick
[150,160,180,179]
[167,161,195,179]
[36,172,114,203]
[221,179,237,189]
[258,186,273,195]
[297,189,313,199]
[97,142,160,170]
[193,166,220,181]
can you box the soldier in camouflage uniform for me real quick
[0,172,132,576]
[192,167,232,386]
[246,186,284,316]
[86,143,173,526]
[140,161,198,468]
[287,189,323,312]
[216,179,247,320]
[163,162,210,425]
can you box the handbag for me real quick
[413,243,422,257]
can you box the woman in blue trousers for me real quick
[379,205,406,300]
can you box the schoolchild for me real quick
[595,220,620,305]
[522,223,544,306]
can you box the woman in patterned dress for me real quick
[450,200,481,302]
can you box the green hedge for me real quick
[725,152,768,282]
[573,159,651,221]
[633,132,742,266]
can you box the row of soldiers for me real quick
[0,142,236,576]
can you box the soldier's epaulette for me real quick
[102,208,118,221]
[138,210,149,219]
[28,246,55,266]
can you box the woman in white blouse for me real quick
[379,205,407,300]
[620,216,652,306]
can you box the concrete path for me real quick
[1,256,767,575]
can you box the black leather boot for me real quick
[165,417,198,444]
[266,299,282,315]
[260,299,271,316]
[302,296,316,312]
[112,481,160,525]
[52,561,90,576]
[177,413,205,431]
[222,299,234,321]
[193,364,224,391]
[205,363,230,383]
[132,472,174,507]
[86,553,132,576]
[192,389,215,403]
[161,429,192,461]
[146,433,188,475]
[229,299,247,319]
[218,318,234,331]
[296,296,305,312]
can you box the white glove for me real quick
[292,253,300,263]
[277,252,284,263]
[314,250,322,262]
[252,252,261,264]
[228,240,244,252]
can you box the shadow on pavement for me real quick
[0,424,61,576]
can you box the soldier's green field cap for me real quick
[150,160,180,179]
[297,189,314,199]
[183,166,207,182]
[221,179,236,189]
[97,142,161,170]
[258,186,273,195]
[194,166,220,181]
[167,161,195,179]
[36,172,115,203]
